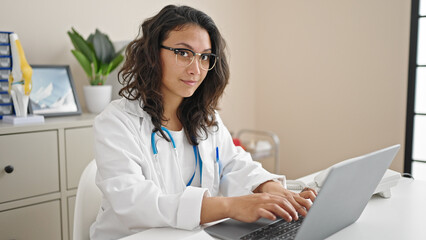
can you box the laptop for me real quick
[204,144,400,240]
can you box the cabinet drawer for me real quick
[0,131,59,203]
[66,127,94,189]
[0,200,62,240]
[68,196,76,240]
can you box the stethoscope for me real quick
[151,126,221,188]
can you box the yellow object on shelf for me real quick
[16,40,32,95]
[8,36,32,95]
[7,33,33,118]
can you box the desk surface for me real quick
[121,177,426,240]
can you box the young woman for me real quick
[90,5,316,240]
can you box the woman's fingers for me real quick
[257,208,277,221]
[302,187,318,197]
[268,194,298,220]
[270,191,312,217]
[299,190,316,202]
[267,203,293,222]
[296,195,314,210]
[283,196,307,217]
[253,187,318,222]
[230,193,314,223]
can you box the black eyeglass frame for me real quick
[160,45,218,71]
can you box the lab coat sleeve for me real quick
[215,114,286,197]
[93,103,209,231]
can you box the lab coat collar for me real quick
[122,98,148,119]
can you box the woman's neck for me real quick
[163,116,182,131]
[162,94,183,131]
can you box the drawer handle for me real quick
[4,165,14,174]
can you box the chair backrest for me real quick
[73,160,102,240]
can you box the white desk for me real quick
[120,177,426,240]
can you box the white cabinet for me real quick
[0,114,95,240]
[66,127,95,190]
[0,200,62,240]
[0,131,59,203]
[68,196,76,240]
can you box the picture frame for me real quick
[29,65,81,117]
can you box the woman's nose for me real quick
[187,57,201,75]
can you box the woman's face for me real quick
[160,24,211,103]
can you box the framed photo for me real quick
[29,65,81,117]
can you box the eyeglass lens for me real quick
[174,49,216,70]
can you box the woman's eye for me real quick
[177,50,190,57]
[201,55,210,61]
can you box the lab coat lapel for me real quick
[198,136,219,196]
[129,102,178,194]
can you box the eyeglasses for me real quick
[161,45,218,71]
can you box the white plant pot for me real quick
[83,85,112,113]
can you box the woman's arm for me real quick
[94,103,208,230]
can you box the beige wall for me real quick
[255,0,411,178]
[1,0,411,179]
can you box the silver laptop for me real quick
[205,144,400,240]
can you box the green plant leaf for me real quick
[107,54,124,75]
[100,63,110,76]
[91,51,99,73]
[87,33,94,45]
[67,28,124,85]
[71,50,92,77]
[93,29,115,64]
[68,28,95,62]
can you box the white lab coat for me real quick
[90,98,286,240]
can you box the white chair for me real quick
[73,160,102,240]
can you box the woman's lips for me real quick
[181,80,198,86]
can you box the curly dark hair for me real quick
[118,5,229,145]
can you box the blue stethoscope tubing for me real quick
[151,126,221,187]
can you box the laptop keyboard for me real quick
[240,215,304,240]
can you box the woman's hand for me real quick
[227,192,305,222]
[200,181,317,225]
[254,180,317,218]
[201,193,300,224]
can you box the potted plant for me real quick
[67,28,125,113]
